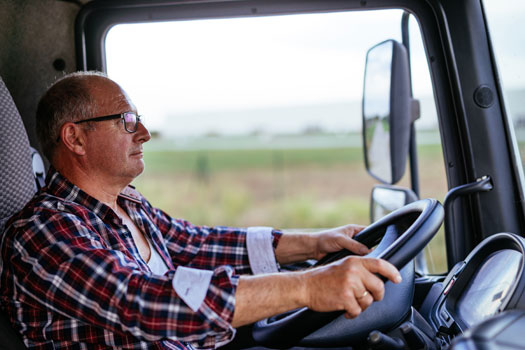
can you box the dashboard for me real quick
[456,249,521,326]
[423,232,525,343]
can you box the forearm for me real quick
[232,271,306,327]
[274,232,318,264]
[232,256,402,327]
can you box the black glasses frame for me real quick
[74,112,142,133]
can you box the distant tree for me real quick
[250,128,265,136]
[302,124,325,135]
[205,130,221,137]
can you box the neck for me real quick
[54,160,129,212]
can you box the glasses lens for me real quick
[123,112,138,132]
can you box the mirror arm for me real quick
[402,13,421,197]
[409,125,420,198]
[409,99,421,197]
[443,176,493,270]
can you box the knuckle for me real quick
[371,258,383,269]
[346,255,359,263]
[347,264,360,275]
[344,274,359,288]
[370,279,384,293]
[349,307,362,318]
[375,287,385,301]
[341,289,353,300]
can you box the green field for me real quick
[133,138,449,273]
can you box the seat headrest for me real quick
[0,78,36,231]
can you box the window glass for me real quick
[106,10,404,230]
[483,0,525,190]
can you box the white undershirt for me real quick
[146,238,169,275]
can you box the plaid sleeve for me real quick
[2,209,237,347]
[148,205,282,275]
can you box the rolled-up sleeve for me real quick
[246,226,280,274]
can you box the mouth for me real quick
[130,150,143,157]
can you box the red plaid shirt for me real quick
[0,170,281,349]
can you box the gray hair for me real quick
[36,71,108,162]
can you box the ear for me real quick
[59,122,88,156]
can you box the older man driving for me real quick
[0,71,400,349]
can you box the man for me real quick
[0,72,401,349]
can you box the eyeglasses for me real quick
[74,111,142,133]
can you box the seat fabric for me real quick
[0,76,36,349]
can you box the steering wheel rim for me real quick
[252,198,444,348]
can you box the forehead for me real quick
[89,77,136,115]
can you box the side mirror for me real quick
[362,39,413,184]
[370,184,418,223]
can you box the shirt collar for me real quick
[45,168,142,218]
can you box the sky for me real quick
[105,2,525,137]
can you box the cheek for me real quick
[89,136,124,163]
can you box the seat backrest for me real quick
[0,76,36,349]
[0,78,35,231]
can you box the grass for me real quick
[133,139,449,273]
[142,147,365,173]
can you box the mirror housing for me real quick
[370,184,428,274]
[370,184,418,223]
[362,39,413,184]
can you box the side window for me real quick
[409,16,448,274]
[105,11,405,230]
[105,10,448,274]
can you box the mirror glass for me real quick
[363,40,393,183]
[371,185,407,222]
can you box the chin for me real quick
[119,163,145,183]
[132,163,145,177]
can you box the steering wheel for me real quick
[252,198,444,349]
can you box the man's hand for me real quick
[275,224,369,265]
[232,256,402,327]
[312,224,369,260]
[301,256,401,319]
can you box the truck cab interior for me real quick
[1,0,525,349]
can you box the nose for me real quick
[134,120,151,143]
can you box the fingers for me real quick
[355,289,373,309]
[342,293,362,318]
[343,287,374,318]
[339,224,369,255]
[341,224,366,237]
[342,257,401,316]
[304,256,401,318]
[314,226,370,259]
[361,272,388,301]
[336,235,370,256]
[361,257,402,285]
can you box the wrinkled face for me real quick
[82,77,151,184]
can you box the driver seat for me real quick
[0,76,37,349]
